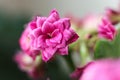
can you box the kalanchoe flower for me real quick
[14,51,45,79]
[75,59,120,80]
[28,9,79,62]
[19,25,39,58]
[98,18,116,40]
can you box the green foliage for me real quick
[94,31,120,59]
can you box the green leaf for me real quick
[94,31,120,59]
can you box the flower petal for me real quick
[36,17,47,27]
[29,21,37,30]
[50,29,62,43]
[61,18,70,29]
[63,29,72,41]
[56,39,66,48]
[57,46,68,55]
[32,27,42,38]
[46,39,57,47]
[53,21,64,32]
[46,9,60,23]
[36,35,48,49]
[42,21,55,33]
[63,29,79,44]
[41,47,57,62]
[67,29,79,44]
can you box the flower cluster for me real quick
[15,9,79,79]
[14,4,120,80]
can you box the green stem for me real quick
[80,41,92,66]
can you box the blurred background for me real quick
[0,0,119,80]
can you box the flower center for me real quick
[47,33,52,38]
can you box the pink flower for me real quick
[14,51,45,79]
[105,8,120,25]
[71,59,120,80]
[98,18,116,40]
[82,59,120,80]
[19,25,39,58]
[28,9,79,62]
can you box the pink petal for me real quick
[63,29,72,41]
[53,21,64,32]
[67,29,79,44]
[50,29,62,43]
[46,39,57,47]
[36,17,47,27]
[41,47,57,62]
[53,18,70,31]
[32,38,38,50]
[109,25,116,33]
[36,35,48,49]
[101,18,110,25]
[80,59,120,80]
[63,29,79,44]
[58,46,68,55]
[32,27,42,38]
[42,21,55,33]
[46,9,60,23]
[56,39,66,48]
[61,18,70,29]
[29,21,37,30]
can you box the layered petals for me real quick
[25,9,79,62]
[42,47,57,62]
[19,26,39,57]
[98,18,116,40]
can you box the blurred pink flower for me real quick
[28,9,79,62]
[105,8,120,25]
[71,59,120,80]
[81,59,120,80]
[82,14,102,32]
[98,18,116,40]
[19,25,39,58]
[14,51,45,79]
[14,51,34,71]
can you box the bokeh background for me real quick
[0,0,119,80]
